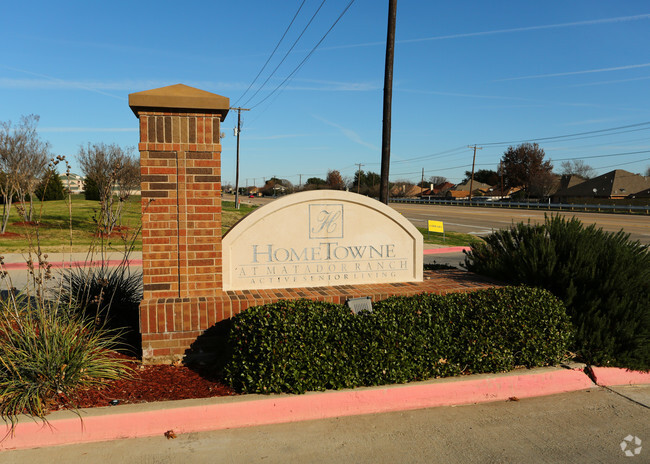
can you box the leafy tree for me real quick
[35,168,66,201]
[561,160,595,179]
[306,177,326,185]
[462,169,499,186]
[304,177,327,190]
[83,176,100,200]
[260,177,293,196]
[352,170,381,195]
[501,143,553,195]
[326,170,345,190]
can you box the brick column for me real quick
[129,84,229,363]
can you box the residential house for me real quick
[553,169,649,201]
[59,173,84,194]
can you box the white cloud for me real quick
[313,115,378,150]
[495,63,650,82]
[320,14,650,50]
[39,127,137,133]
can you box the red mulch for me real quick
[93,225,132,239]
[53,356,237,411]
[0,231,22,238]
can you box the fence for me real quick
[390,197,650,214]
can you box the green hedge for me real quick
[224,286,573,394]
[464,214,650,370]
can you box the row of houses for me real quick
[411,169,649,201]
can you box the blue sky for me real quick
[2,0,650,187]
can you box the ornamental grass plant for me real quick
[0,158,135,427]
[0,292,127,425]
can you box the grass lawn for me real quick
[0,196,256,253]
[0,195,142,253]
[0,196,480,253]
[416,227,484,247]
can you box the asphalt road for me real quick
[232,194,650,244]
[391,203,650,244]
[5,385,648,463]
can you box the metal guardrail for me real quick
[390,197,650,214]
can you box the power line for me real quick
[243,0,328,108]
[233,0,308,107]
[248,0,357,109]
[552,149,650,162]
[592,157,650,171]
[478,121,650,147]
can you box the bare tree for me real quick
[77,143,140,235]
[561,160,596,179]
[428,176,448,186]
[0,115,50,231]
[529,170,559,198]
[645,166,649,177]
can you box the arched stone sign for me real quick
[223,190,423,290]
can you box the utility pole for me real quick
[420,168,425,196]
[500,161,504,199]
[298,174,303,190]
[231,107,250,209]
[380,0,397,205]
[356,163,364,194]
[467,145,482,202]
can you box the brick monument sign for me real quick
[129,84,229,362]
[130,84,496,364]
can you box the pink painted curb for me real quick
[423,247,470,255]
[589,367,650,386]
[1,367,593,451]
[2,259,143,270]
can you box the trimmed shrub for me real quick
[224,287,573,394]
[464,214,650,370]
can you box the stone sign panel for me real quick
[222,190,423,290]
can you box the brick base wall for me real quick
[140,269,499,364]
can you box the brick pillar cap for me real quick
[129,84,230,119]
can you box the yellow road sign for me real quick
[428,220,444,233]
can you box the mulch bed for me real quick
[93,225,133,239]
[0,232,22,239]
[53,356,237,411]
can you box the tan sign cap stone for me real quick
[128,83,229,119]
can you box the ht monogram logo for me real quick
[309,204,343,238]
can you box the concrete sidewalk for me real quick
[1,364,648,452]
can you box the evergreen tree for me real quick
[35,169,66,201]
[83,176,100,200]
